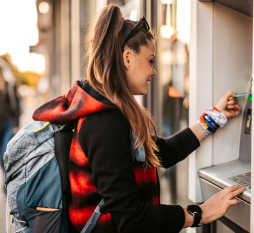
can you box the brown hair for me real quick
[84,4,161,168]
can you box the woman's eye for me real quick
[150,60,155,65]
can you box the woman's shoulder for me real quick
[81,109,130,137]
[79,109,131,156]
[88,109,128,125]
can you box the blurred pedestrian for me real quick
[0,60,20,179]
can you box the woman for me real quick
[33,4,243,233]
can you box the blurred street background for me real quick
[0,0,193,232]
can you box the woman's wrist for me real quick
[182,207,194,228]
[197,106,227,136]
[190,123,207,143]
[198,204,206,224]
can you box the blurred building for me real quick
[34,1,193,232]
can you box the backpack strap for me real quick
[80,129,139,233]
[129,129,146,162]
[80,199,105,233]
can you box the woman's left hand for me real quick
[215,91,242,119]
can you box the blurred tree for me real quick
[19,71,41,87]
[0,53,42,87]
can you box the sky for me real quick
[0,0,45,73]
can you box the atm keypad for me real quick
[228,172,251,189]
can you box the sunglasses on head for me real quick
[121,16,150,52]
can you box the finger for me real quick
[227,100,236,105]
[228,96,236,101]
[234,104,242,115]
[225,199,241,208]
[226,105,235,109]
[224,91,237,99]
[220,185,241,196]
[219,184,240,198]
[225,187,245,200]
[224,186,245,200]
[226,104,241,115]
[226,106,236,112]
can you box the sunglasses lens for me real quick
[142,20,150,30]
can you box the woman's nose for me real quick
[152,67,157,77]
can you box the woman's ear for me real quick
[122,49,132,70]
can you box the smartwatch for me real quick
[187,205,202,227]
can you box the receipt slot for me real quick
[199,77,252,232]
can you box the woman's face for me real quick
[123,39,156,95]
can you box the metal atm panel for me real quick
[200,178,250,232]
[199,77,252,232]
[239,77,252,163]
[199,0,253,18]
[199,160,251,232]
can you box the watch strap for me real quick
[187,205,202,228]
[191,215,201,227]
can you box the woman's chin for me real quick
[132,87,148,95]
[140,89,147,95]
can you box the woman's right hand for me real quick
[200,185,245,224]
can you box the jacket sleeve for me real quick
[80,109,185,233]
[155,128,200,169]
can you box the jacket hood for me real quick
[32,80,117,125]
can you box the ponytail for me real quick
[84,4,161,168]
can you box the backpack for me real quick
[4,121,103,233]
[4,121,140,233]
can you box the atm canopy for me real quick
[199,0,253,18]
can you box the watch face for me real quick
[187,205,202,216]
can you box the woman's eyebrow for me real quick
[150,54,155,59]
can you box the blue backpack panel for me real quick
[4,121,72,233]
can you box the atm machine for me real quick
[189,0,254,232]
[199,77,252,232]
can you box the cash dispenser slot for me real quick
[199,77,252,232]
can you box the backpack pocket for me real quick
[26,206,64,233]
[16,157,69,233]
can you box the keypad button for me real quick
[228,172,251,187]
